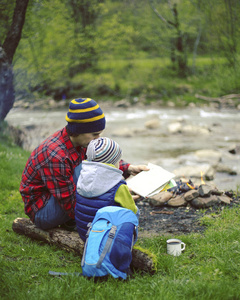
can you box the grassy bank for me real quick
[0,126,240,300]
[16,56,240,107]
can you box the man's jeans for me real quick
[34,164,82,230]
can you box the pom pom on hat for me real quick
[86,137,122,165]
[66,98,106,134]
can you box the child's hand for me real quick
[128,188,141,202]
[131,194,141,202]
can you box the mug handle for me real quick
[181,242,186,252]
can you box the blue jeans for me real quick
[34,164,82,230]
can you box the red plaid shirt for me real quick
[19,127,129,222]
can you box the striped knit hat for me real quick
[86,137,122,165]
[65,98,106,134]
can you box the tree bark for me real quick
[3,0,29,64]
[12,217,156,274]
[0,0,29,121]
[0,47,15,120]
[148,1,188,75]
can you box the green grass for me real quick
[15,52,240,109]
[66,55,240,107]
[0,124,240,300]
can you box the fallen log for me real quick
[195,93,240,104]
[195,93,222,103]
[12,218,156,274]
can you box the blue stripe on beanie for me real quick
[86,137,122,165]
[66,98,106,134]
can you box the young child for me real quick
[75,137,139,241]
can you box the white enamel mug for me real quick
[167,239,186,256]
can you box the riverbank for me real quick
[6,98,240,191]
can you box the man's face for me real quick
[70,131,103,148]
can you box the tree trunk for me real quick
[0,47,15,121]
[3,0,29,64]
[0,0,29,121]
[149,1,188,76]
[12,217,156,274]
[172,4,187,75]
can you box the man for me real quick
[19,97,148,230]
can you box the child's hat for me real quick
[66,98,106,134]
[86,137,122,165]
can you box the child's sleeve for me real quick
[114,184,138,214]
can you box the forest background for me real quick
[1,0,240,120]
[1,2,240,298]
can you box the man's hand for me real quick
[128,164,149,176]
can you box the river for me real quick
[6,104,240,191]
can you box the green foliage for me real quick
[203,0,240,66]
[75,55,240,103]
[0,0,15,44]
[13,0,72,95]
[212,63,240,95]
[4,0,237,102]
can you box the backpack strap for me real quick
[132,225,138,248]
[49,271,83,277]
[81,222,92,267]
[96,225,117,269]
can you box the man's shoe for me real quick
[61,219,77,231]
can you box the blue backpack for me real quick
[81,206,139,280]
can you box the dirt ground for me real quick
[137,192,240,238]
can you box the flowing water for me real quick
[6,105,240,190]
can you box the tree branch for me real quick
[3,0,29,63]
[148,0,175,28]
